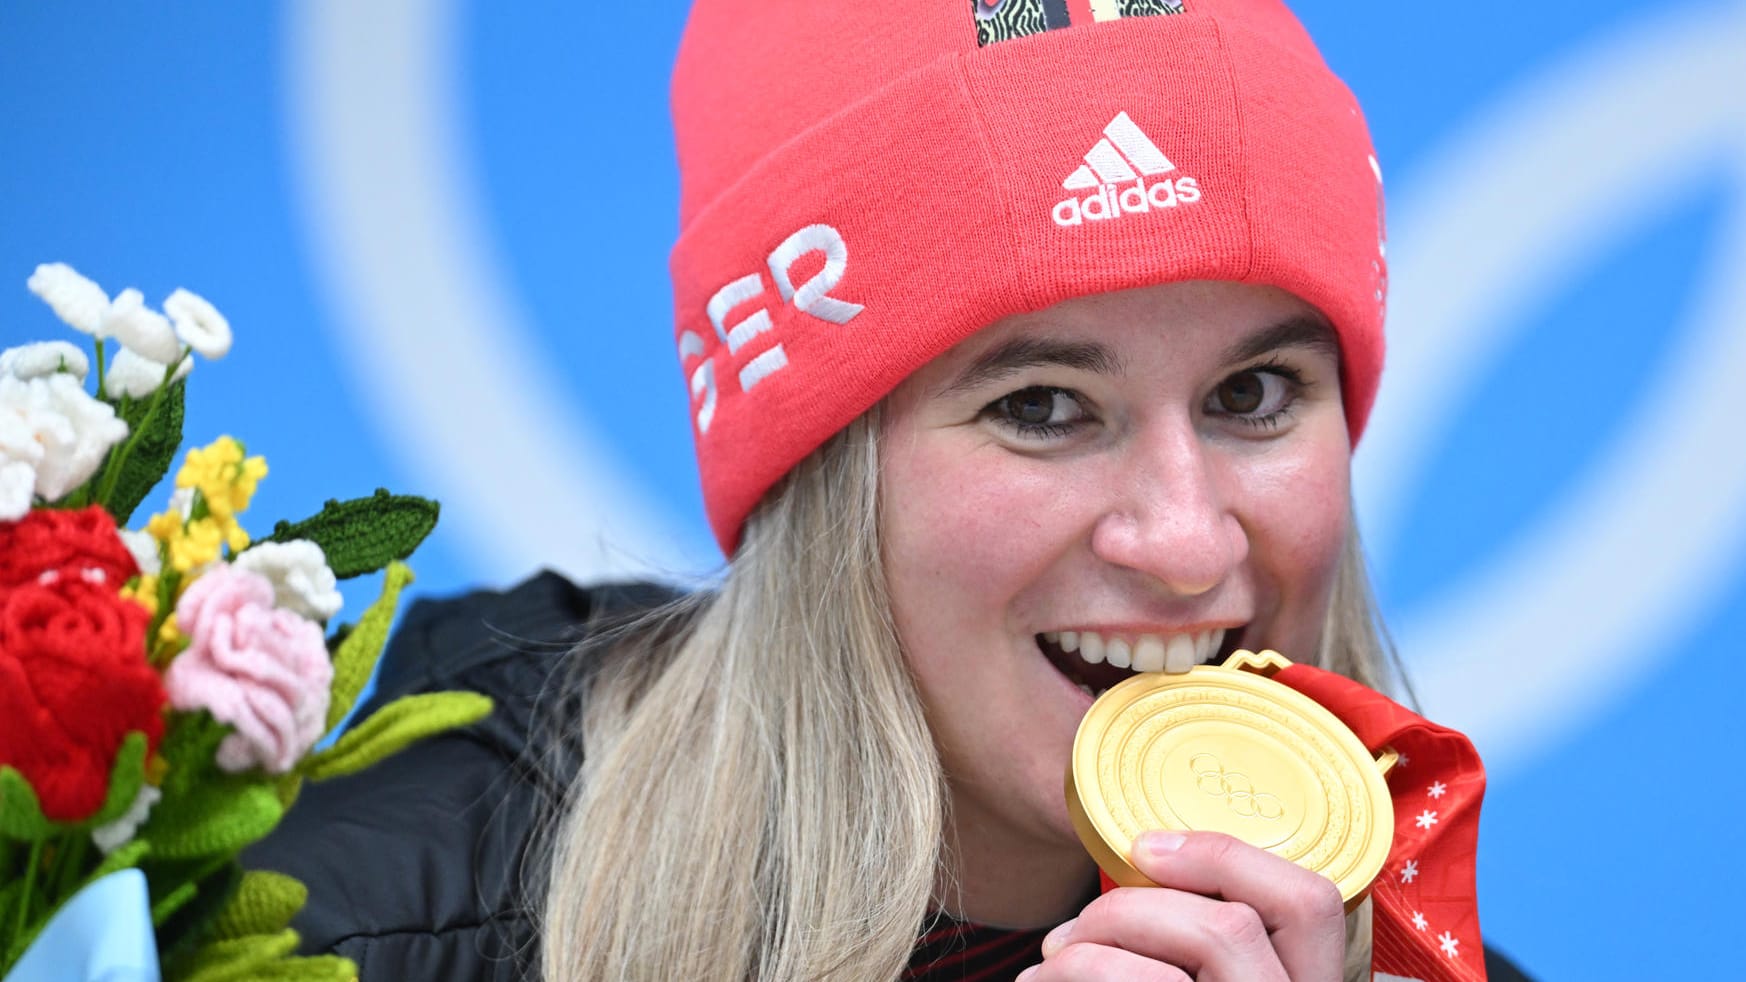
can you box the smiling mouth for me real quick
[1036,627,1243,696]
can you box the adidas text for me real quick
[1051,176,1202,227]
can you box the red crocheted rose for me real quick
[0,505,139,595]
[0,574,164,821]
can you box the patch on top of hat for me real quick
[973,0,1185,48]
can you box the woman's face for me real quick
[881,279,1352,874]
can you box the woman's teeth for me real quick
[1042,628,1226,675]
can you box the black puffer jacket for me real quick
[247,572,1533,981]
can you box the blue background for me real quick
[5,3,1743,976]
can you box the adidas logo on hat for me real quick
[1052,111,1201,227]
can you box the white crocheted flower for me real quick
[102,288,184,365]
[0,461,33,520]
[0,341,89,382]
[164,288,232,359]
[104,345,193,399]
[27,263,111,336]
[166,486,195,519]
[234,539,343,622]
[119,527,163,577]
[90,785,162,854]
[0,373,130,518]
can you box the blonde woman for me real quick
[254,1,1530,979]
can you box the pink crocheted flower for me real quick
[164,565,331,773]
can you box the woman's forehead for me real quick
[920,281,1337,391]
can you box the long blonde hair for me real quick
[541,408,1395,981]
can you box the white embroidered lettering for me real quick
[738,345,788,391]
[678,330,717,433]
[706,272,773,354]
[767,223,864,325]
[1052,113,1201,226]
[688,222,865,433]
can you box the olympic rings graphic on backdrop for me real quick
[1355,1,1746,774]
[1188,753,1285,820]
[290,1,1746,775]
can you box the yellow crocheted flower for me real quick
[143,437,267,572]
[153,612,187,664]
[176,436,267,524]
[145,508,180,545]
[122,573,159,616]
[157,612,181,646]
[166,516,224,574]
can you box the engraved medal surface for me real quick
[1066,650,1395,907]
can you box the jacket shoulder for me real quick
[244,572,677,981]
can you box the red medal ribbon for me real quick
[1276,664,1487,982]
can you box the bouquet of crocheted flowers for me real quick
[0,264,492,981]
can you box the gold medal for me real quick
[1066,650,1396,908]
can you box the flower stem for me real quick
[94,382,170,508]
[11,840,42,950]
[50,834,89,906]
[93,338,107,395]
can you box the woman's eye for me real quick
[1209,369,1298,425]
[984,386,1088,438]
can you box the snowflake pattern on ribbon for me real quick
[1273,664,1487,982]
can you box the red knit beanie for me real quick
[671,0,1387,553]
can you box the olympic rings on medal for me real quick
[1188,752,1286,820]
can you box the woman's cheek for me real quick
[1243,431,1351,618]
[894,443,1074,561]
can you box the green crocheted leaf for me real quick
[144,712,283,860]
[250,954,359,981]
[0,767,52,842]
[174,927,299,982]
[234,954,359,982]
[324,561,413,732]
[262,489,439,579]
[208,870,307,940]
[142,779,283,861]
[302,691,493,782]
[106,379,187,524]
[142,714,284,860]
[88,731,150,828]
[0,731,147,840]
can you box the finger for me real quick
[1042,887,1287,981]
[1129,830,1346,980]
[1021,941,1192,982]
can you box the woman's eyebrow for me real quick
[1222,314,1340,364]
[939,336,1125,397]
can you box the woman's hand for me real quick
[1018,830,1348,981]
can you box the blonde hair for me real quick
[542,408,1394,981]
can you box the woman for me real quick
[546,0,1392,976]
[256,1,1522,979]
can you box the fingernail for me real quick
[1016,966,1040,982]
[1139,830,1186,856]
[1041,917,1076,957]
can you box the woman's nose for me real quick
[1088,424,1247,596]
